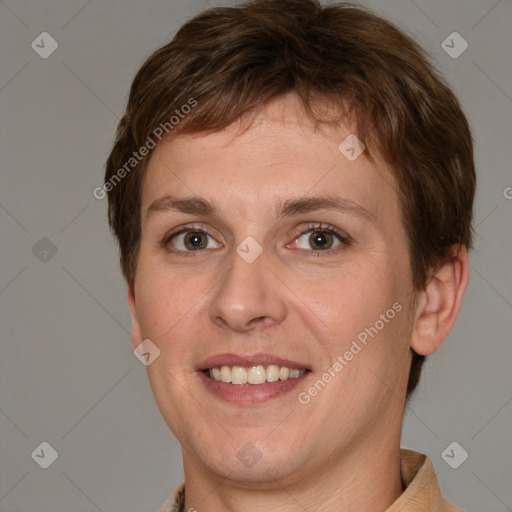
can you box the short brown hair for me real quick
[104,0,475,398]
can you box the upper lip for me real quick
[198,353,311,371]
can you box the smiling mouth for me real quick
[204,365,308,385]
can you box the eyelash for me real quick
[160,222,351,257]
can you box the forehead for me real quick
[141,95,401,229]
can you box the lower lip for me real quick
[197,371,310,405]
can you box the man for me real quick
[104,1,475,510]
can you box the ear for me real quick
[127,285,143,350]
[410,246,469,356]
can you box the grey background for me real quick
[0,0,511,511]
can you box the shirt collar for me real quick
[386,449,462,511]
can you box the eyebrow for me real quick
[145,194,375,222]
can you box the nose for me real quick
[208,245,287,333]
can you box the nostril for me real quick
[248,316,271,327]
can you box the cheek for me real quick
[299,265,400,335]
[299,269,412,390]
[133,257,198,342]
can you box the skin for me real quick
[128,92,469,511]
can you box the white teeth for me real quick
[231,366,248,385]
[206,364,306,385]
[248,365,266,384]
[220,365,232,383]
[266,364,280,382]
[279,367,290,380]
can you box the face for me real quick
[129,93,416,486]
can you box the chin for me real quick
[186,430,316,487]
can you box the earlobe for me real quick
[410,246,469,356]
[127,286,143,350]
